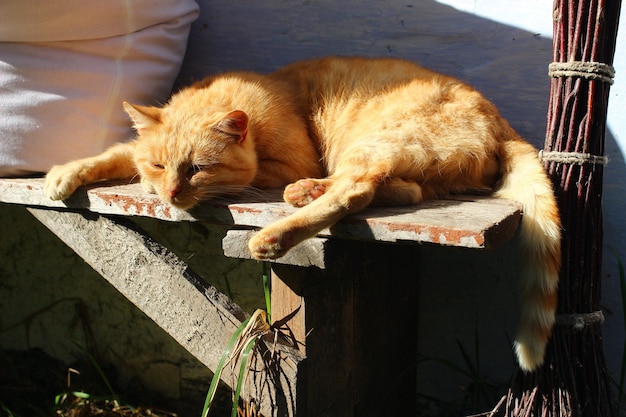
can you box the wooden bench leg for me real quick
[270,239,419,417]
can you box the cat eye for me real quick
[186,164,204,177]
[152,163,165,169]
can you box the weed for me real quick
[201,262,272,417]
[418,318,506,415]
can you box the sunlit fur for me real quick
[44,56,560,372]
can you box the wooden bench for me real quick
[0,177,522,416]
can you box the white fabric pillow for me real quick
[0,0,199,176]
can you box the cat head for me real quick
[123,101,258,209]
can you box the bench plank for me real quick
[0,177,522,250]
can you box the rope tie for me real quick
[548,61,615,84]
[556,310,605,331]
[538,150,609,166]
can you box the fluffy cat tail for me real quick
[494,138,561,373]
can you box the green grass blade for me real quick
[70,391,91,400]
[0,401,16,417]
[83,350,117,399]
[201,316,251,417]
[231,337,258,417]
[69,340,118,400]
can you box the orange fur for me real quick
[44,56,560,372]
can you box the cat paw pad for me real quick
[284,179,327,207]
[248,230,293,260]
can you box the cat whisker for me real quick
[239,186,275,200]
[128,173,140,184]
[187,157,201,174]
[195,184,243,201]
[193,184,277,204]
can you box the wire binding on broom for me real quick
[548,61,615,84]
[538,150,609,166]
[555,310,605,331]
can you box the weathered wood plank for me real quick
[223,230,329,268]
[269,239,420,416]
[26,207,303,417]
[0,178,522,249]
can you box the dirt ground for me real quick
[0,348,235,417]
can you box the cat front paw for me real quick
[248,229,294,260]
[44,164,86,200]
[283,178,329,207]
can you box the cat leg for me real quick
[282,175,421,208]
[371,178,424,206]
[283,178,333,207]
[248,176,377,259]
[44,142,137,200]
[281,169,423,209]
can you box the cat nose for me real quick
[169,185,181,198]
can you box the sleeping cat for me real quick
[44,56,561,373]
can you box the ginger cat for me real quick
[45,56,561,372]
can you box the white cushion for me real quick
[0,0,199,175]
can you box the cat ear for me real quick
[123,101,162,133]
[214,110,248,143]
